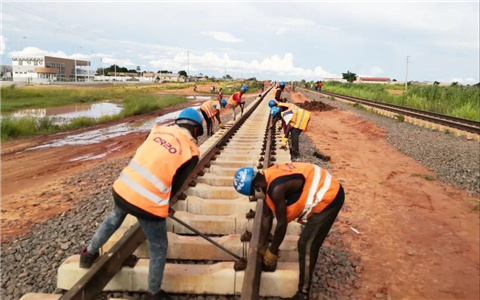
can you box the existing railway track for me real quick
[20,86,299,300]
[299,87,480,138]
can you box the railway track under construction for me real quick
[299,87,480,140]
[20,86,301,300]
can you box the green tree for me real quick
[342,71,357,83]
[451,82,459,86]
[434,81,440,85]
[178,70,187,77]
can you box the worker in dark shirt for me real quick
[274,81,286,103]
[233,163,345,300]
[79,108,204,300]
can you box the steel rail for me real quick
[59,85,275,300]
[300,88,480,134]
[241,114,274,300]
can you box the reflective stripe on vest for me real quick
[112,125,199,218]
[118,172,169,205]
[290,108,310,131]
[201,100,217,119]
[295,165,332,223]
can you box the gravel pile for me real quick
[302,90,480,195]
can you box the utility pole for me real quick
[224,62,227,78]
[187,51,190,78]
[405,55,410,91]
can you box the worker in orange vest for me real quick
[200,99,227,136]
[270,106,311,158]
[233,163,344,300]
[79,108,204,300]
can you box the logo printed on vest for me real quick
[153,137,177,154]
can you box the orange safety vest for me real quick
[200,100,220,119]
[113,125,199,218]
[264,162,340,224]
[228,92,242,107]
[282,107,311,132]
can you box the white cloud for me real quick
[150,52,335,80]
[451,77,478,84]
[276,28,288,35]
[0,36,6,55]
[102,57,136,67]
[202,31,243,43]
[370,66,384,76]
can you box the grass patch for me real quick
[396,114,405,122]
[330,96,336,101]
[352,102,365,110]
[323,82,479,121]
[0,83,194,113]
[1,94,188,142]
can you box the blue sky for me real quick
[1,0,479,83]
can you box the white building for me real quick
[12,56,92,83]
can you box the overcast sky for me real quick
[1,0,479,83]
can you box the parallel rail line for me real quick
[299,88,480,135]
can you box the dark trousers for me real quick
[297,185,345,294]
[200,109,213,136]
[290,128,302,156]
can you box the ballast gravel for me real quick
[302,90,480,196]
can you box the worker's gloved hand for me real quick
[219,123,226,129]
[262,249,278,272]
[258,247,267,257]
[280,137,288,150]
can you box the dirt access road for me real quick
[0,82,265,242]
[290,91,479,299]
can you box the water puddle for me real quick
[4,102,123,122]
[25,105,201,152]
[187,96,212,100]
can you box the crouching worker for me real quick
[270,106,310,158]
[200,98,227,136]
[228,86,247,121]
[79,108,204,300]
[233,163,344,300]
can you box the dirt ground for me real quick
[290,91,479,299]
[387,89,404,95]
[0,82,264,242]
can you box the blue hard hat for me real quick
[220,99,227,108]
[268,100,277,108]
[270,106,280,117]
[176,108,204,136]
[233,167,255,196]
[279,81,286,87]
[241,86,247,93]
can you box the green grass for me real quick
[1,94,188,142]
[323,82,480,121]
[411,173,436,181]
[0,83,194,113]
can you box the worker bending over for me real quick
[271,105,311,158]
[228,86,247,121]
[200,99,227,136]
[79,108,204,300]
[233,163,344,300]
[268,99,298,135]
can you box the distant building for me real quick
[356,77,391,84]
[323,77,347,83]
[12,56,92,83]
[1,65,13,80]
